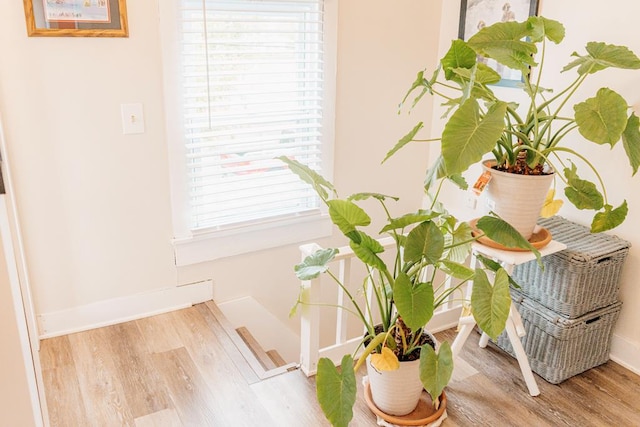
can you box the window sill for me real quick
[172,213,332,266]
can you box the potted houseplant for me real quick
[391,16,640,237]
[279,157,529,427]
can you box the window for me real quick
[161,0,337,265]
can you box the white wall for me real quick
[0,0,440,339]
[434,0,640,372]
[0,2,177,319]
[539,0,640,372]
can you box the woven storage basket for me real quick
[497,291,621,384]
[511,216,630,318]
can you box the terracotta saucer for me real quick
[363,383,447,426]
[468,218,552,252]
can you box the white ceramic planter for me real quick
[482,160,554,240]
[366,356,423,416]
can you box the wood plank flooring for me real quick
[40,303,640,426]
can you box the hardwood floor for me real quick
[40,303,640,426]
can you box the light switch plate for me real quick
[121,103,145,134]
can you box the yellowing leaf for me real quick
[457,303,473,332]
[541,199,563,217]
[540,189,564,218]
[370,347,400,371]
[460,303,472,318]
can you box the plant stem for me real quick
[378,198,402,281]
[536,69,592,148]
[326,270,370,330]
[529,34,548,143]
[364,269,382,330]
[548,122,578,147]
[412,138,443,142]
[429,178,446,210]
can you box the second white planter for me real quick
[482,160,554,240]
[366,356,423,416]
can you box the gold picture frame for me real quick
[24,0,128,37]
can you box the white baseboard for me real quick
[217,296,300,363]
[427,306,464,334]
[610,334,640,375]
[37,280,213,339]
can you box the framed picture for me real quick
[458,0,539,87]
[23,0,128,37]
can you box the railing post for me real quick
[299,243,321,376]
[335,258,351,345]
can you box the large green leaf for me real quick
[563,42,640,75]
[383,122,425,163]
[441,39,477,81]
[475,215,540,260]
[380,211,438,233]
[474,254,521,288]
[348,192,399,202]
[277,156,336,201]
[316,356,356,427]
[393,272,434,331]
[439,260,474,281]
[327,199,371,239]
[471,268,511,340]
[527,16,565,44]
[294,248,338,280]
[400,71,429,106]
[424,154,469,193]
[399,68,441,111]
[447,173,469,191]
[591,201,628,233]
[574,88,628,146]
[449,63,501,86]
[424,155,448,192]
[400,71,428,109]
[419,341,453,405]
[467,21,537,73]
[404,221,445,264]
[441,99,507,175]
[563,164,604,210]
[349,231,387,271]
[622,113,640,176]
[443,221,473,264]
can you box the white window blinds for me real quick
[180,0,326,231]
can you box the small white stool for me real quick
[451,239,567,396]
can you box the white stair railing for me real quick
[298,238,465,377]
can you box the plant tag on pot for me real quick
[472,171,492,195]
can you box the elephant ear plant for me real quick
[391,16,640,233]
[278,157,532,427]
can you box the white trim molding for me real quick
[610,334,640,375]
[37,280,213,339]
[173,213,331,266]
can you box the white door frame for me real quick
[0,115,47,426]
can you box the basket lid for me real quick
[537,216,630,262]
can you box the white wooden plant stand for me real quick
[450,239,567,396]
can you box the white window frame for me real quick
[159,0,338,266]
